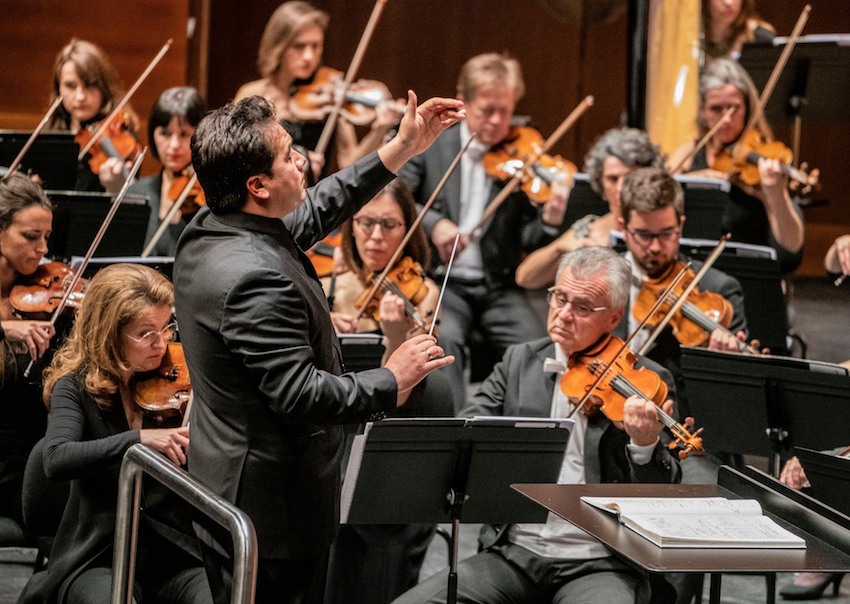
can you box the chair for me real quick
[21,438,70,571]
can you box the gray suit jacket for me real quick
[174,152,398,559]
[460,337,681,549]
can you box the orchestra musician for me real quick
[17,263,212,604]
[825,234,850,281]
[703,0,776,62]
[398,52,563,412]
[47,39,140,193]
[234,1,404,181]
[173,93,461,604]
[127,86,207,257]
[667,59,804,274]
[0,172,56,531]
[515,127,664,289]
[393,245,680,604]
[321,179,453,603]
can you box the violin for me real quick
[135,341,191,423]
[712,128,819,193]
[482,126,577,204]
[10,262,86,319]
[289,66,404,127]
[75,112,142,177]
[307,232,343,278]
[560,335,704,459]
[633,261,738,349]
[167,170,206,215]
[354,256,430,330]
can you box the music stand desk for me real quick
[514,466,850,604]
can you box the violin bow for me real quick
[23,149,148,378]
[428,234,460,338]
[466,96,594,236]
[668,106,734,175]
[313,0,389,156]
[141,172,198,258]
[352,134,476,322]
[567,265,692,419]
[723,5,811,177]
[77,39,173,160]
[1,96,64,183]
[636,235,731,356]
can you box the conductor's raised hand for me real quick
[383,333,454,404]
[378,91,465,173]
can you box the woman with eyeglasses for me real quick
[320,179,453,603]
[18,263,211,604]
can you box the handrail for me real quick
[111,443,258,604]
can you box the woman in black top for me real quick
[18,263,210,604]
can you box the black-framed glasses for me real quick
[546,288,607,317]
[352,216,404,233]
[627,227,680,246]
[124,321,178,346]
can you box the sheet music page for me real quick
[340,433,367,524]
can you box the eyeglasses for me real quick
[627,228,680,246]
[352,216,404,233]
[546,288,607,317]
[124,321,178,346]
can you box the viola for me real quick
[482,126,577,204]
[307,232,343,278]
[167,170,206,215]
[712,130,819,193]
[75,112,142,177]
[10,262,86,319]
[633,261,739,349]
[560,335,704,459]
[289,66,404,127]
[355,256,430,330]
[135,341,191,422]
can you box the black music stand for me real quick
[341,417,572,604]
[680,346,850,476]
[0,131,78,190]
[337,333,386,373]
[740,36,850,125]
[676,175,734,241]
[562,173,609,229]
[46,190,150,261]
[796,447,850,518]
[68,256,175,281]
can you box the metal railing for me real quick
[111,444,257,604]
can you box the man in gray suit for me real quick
[399,53,564,412]
[174,92,462,604]
[394,246,681,604]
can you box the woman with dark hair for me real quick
[703,0,775,62]
[127,87,207,256]
[0,172,56,530]
[17,263,211,604]
[235,1,403,181]
[48,39,139,193]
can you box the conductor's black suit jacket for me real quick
[174,153,398,560]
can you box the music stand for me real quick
[46,190,150,261]
[740,36,850,125]
[0,131,78,190]
[341,417,572,604]
[680,346,850,476]
[68,256,175,281]
[676,175,733,241]
[795,447,850,518]
[337,333,386,372]
[562,173,609,229]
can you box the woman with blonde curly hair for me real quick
[19,263,211,604]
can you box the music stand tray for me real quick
[680,347,850,472]
[337,333,386,373]
[46,190,150,261]
[68,256,175,281]
[796,447,850,518]
[0,130,78,190]
[562,173,609,229]
[341,416,572,604]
